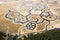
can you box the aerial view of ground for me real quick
[0,0,60,35]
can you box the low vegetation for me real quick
[20,29,60,40]
[0,31,6,40]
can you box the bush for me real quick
[23,29,60,40]
[0,31,6,40]
[18,36,23,40]
[18,37,22,40]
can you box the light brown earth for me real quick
[0,0,60,35]
[0,1,46,34]
[0,1,23,34]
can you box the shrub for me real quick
[23,29,60,40]
[0,31,6,40]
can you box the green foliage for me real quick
[23,29,60,40]
[18,37,22,40]
[18,36,23,40]
[8,35,13,40]
[0,31,6,40]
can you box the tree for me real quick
[0,31,6,40]
[23,29,60,40]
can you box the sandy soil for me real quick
[0,0,60,34]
